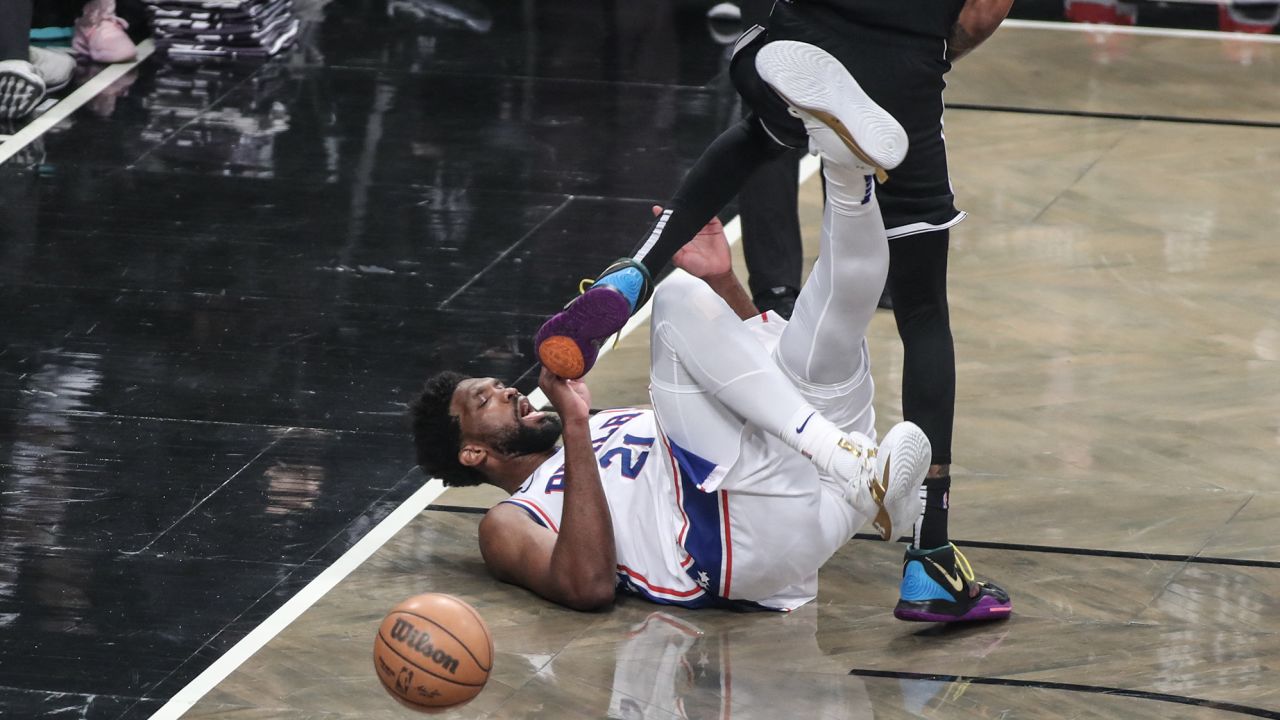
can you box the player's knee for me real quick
[889,277,948,327]
[653,272,712,315]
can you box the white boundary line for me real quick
[0,39,155,167]
[1002,18,1280,44]
[150,478,448,719]
[150,153,824,718]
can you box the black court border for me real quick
[849,532,1280,570]
[848,669,1280,719]
[946,103,1280,130]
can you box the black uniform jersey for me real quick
[789,0,966,38]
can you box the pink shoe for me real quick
[73,14,138,64]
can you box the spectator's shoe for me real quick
[895,543,1013,623]
[753,285,798,320]
[535,258,652,379]
[706,2,741,21]
[0,61,46,120]
[755,40,907,182]
[73,12,138,64]
[29,47,76,93]
[387,0,493,33]
[705,2,742,44]
[0,119,46,166]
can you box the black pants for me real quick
[737,0,805,298]
[1,0,33,61]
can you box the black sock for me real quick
[915,475,950,550]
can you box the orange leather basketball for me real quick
[373,593,493,710]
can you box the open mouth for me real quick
[517,395,545,423]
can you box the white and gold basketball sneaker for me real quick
[836,422,930,541]
[754,40,908,182]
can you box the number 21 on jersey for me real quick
[544,433,655,493]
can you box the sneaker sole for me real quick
[894,594,1013,623]
[534,286,632,379]
[871,422,930,541]
[0,69,46,120]
[755,41,907,176]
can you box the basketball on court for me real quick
[372,593,494,711]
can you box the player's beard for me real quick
[492,414,563,457]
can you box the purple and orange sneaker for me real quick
[535,258,652,379]
[894,543,1012,623]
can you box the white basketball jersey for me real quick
[502,408,781,610]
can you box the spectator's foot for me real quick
[0,61,47,120]
[894,543,1013,623]
[753,285,798,320]
[30,47,76,94]
[73,12,138,64]
[705,2,742,44]
[386,0,493,33]
[0,119,46,166]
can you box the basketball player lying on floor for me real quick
[411,207,920,611]
[411,206,1009,619]
[413,42,1011,619]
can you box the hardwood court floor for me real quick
[185,24,1280,720]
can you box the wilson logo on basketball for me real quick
[390,618,461,674]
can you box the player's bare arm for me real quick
[947,0,1015,62]
[478,369,616,611]
[665,205,759,321]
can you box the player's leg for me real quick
[535,26,810,380]
[748,40,934,545]
[648,275,884,603]
[888,229,954,547]
[888,231,1010,622]
[535,114,790,379]
[648,274,901,522]
[809,6,1008,621]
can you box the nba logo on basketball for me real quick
[395,667,413,695]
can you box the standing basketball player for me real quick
[413,64,1010,618]
[533,1,1014,621]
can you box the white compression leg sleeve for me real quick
[776,167,889,388]
[649,274,848,473]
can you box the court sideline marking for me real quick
[148,155,824,720]
[0,39,155,167]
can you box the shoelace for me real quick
[951,543,977,584]
[837,436,880,498]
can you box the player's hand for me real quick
[539,367,592,422]
[664,205,733,282]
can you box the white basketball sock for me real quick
[781,405,873,483]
